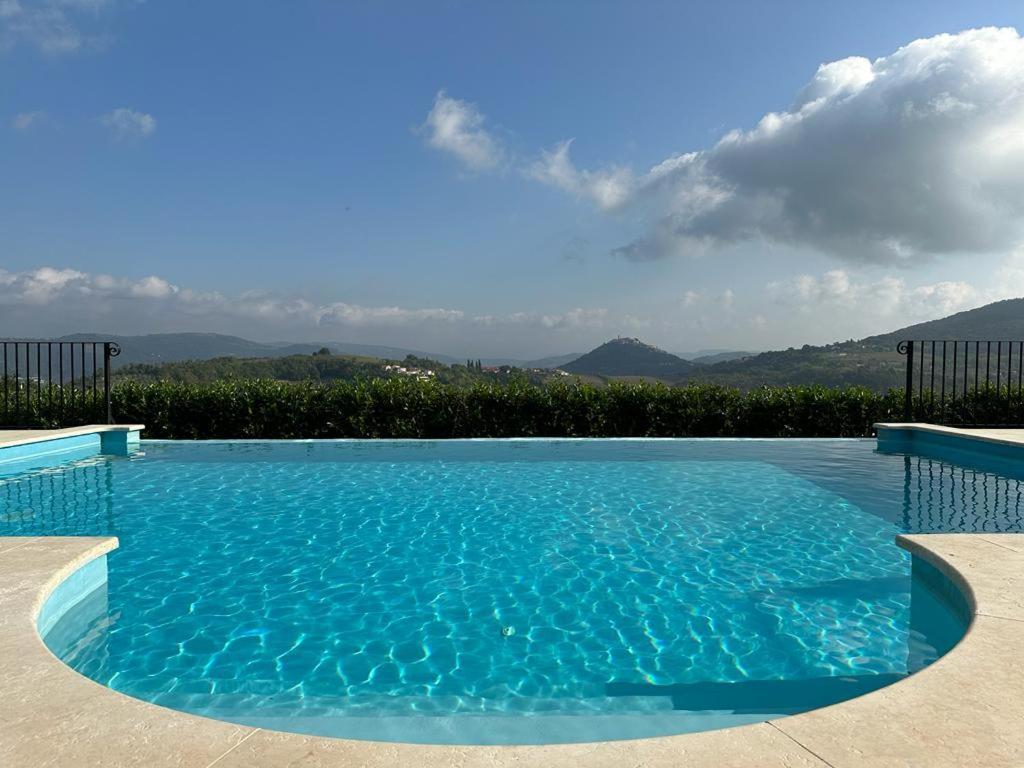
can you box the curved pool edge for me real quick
[2,535,1021,768]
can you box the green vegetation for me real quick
[115,353,385,384]
[107,380,908,438]
[683,343,906,390]
[5,377,1021,437]
[8,300,1024,435]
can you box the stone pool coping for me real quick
[875,421,1024,449]
[1,535,1022,767]
[0,425,145,467]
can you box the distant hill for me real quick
[689,350,755,365]
[553,298,1024,391]
[684,297,1024,391]
[684,346,905,390]
[862,298,1024,348]
[563,338,695,378]
[523,352,584,369]
[475,352,583,368]
[55,333,321,366]
[306,341,460,364]
[54,333,459,367]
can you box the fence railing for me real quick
[1,341,121,427]
[898,340,1024,426]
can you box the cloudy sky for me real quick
[4,2,1024,358]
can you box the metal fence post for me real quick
[103,343,112,424]
[103,342,121,424]
[899,340,914,421]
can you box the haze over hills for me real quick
[516,352,585,369]
[687,350,755,365]
[55,333,461,367]
[49,333,582,370]
[41,297,1024,391]
[38,332,750,376]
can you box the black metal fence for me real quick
[1,341,121,427]
[898,340,1024,426]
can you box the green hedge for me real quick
[95,379,904,438]
[7,377,1023,437]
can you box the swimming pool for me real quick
[2,438,1010,745]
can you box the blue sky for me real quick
[4,1,1024,358]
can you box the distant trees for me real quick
[114,353,550,388]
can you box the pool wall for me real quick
[0,432,102,467]
[876,422,1024,463]
[37,552,108,640]
[0,425,144,471]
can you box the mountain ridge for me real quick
[677,297,1024,390]
[862,297,1024,347]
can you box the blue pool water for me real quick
[0,438,1004,744]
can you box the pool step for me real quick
[140,690,774,745]
[225,709,774,745]
[143,690,679,717]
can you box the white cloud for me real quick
[0,266,664,348]
[0,0,116,54]
[11,109,45,131]
[319,303,464,327]
[519,28,1024,265]
[9,264,1016,355]
[682,290,701,307]
[545,307,610,330]
[526,139,633,210]
[0,269,661,357]
[767,269,985,320]
[0,266,86,303]
[0,267,467,329]
[472,307,609,330]
[128,275,175,299]
[98,107,156,140]
[994,252,1024,293]
[419,93,633,206]
[421,90,503,171]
